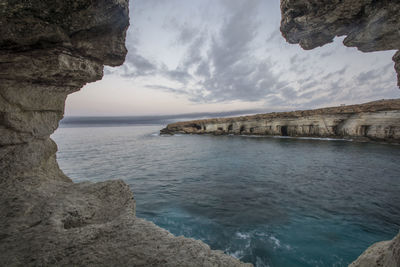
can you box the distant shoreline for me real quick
[160,99,400,144]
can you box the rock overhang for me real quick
[280,0,400,87]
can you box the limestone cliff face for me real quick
[161,100,400,143]
[280,0,400,87]
[0,1,249,266]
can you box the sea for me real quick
[53,116,400,267]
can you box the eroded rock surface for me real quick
[0,1,249,266]
[161,99,400,143]
[0,179,247,266]
[349,232,400,267]
[280,0,400,87]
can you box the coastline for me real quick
[161,99,400,144]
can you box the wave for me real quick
[236,232,251,239]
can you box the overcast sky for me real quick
[65,0,400,116]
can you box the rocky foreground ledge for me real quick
[161,99,400,144]
[349,232,400,267]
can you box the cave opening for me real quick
[281,126,288,136]
[228,124,233,131]
[240,125,245,133]
[360,125,370,137]
[332,126,338,135]
[192,124,202,130]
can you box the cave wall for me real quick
[0,1,249,266]
[0,0,129,181]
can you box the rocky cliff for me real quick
[280,0,400,87]
[0,1,249,266]
[161,99,400,143]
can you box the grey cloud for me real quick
[292,67,349,107]
[289,54,312,74]
[195,60,211,78]
[289,54,310,64]
[337,66,347,75]
[320,50,335,58]
[302,94,333,107]
[139,0,287,103]
[159,34,206,84]
[145,85,190,96]
[264,94,287,107]
[290,54,299,64]
[163,18,197,45]
[321,66,347,80]
[298,89,318,99]
[119,50,159,78]
[382,62,395,73]
[177,23,197,45]
[266,29,280,43]
[356,68,383,84]
[107,31,160,78]
[162,68,193,84]
[280,86,297,99]
[179,35,207,71]
[116,1,399,109]
[191,0,286,102]
[127,53,158,75]
[105,0,400,112]
[300,80,319,91]
[297,75,314,85]
[329,79,345,91]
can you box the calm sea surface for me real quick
[53,123,400,267]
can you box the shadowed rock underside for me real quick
[0,1,249,266]
[280,0,400,87]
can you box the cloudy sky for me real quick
[65,0,400,116]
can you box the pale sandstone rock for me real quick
[1,178,249,266]
[0,0,250,266]
[161,100,400,144]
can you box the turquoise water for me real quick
[53,124,400,267]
